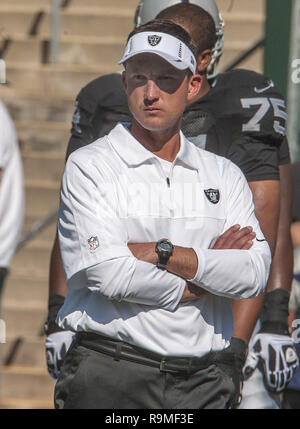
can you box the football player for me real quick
[45,0,298,409]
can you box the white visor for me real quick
[119,31,197,74]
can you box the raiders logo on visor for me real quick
[204,189,220,204]
[148,35,162,46]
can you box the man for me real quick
[54,19,270,409]
[0,99,24,302]
[45,0,298,408]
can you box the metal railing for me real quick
[50,0,62,64]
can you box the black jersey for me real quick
[66,68,290,181]
[66,73,131,160]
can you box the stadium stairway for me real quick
[0,0,265,409]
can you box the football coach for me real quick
[54,19,271,409]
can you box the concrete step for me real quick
[5,35,125,66]
[4,33,262,69]
[1,306,47,338]
[9,240,53,275]
[4,38,42,64]
[5,62,106,96]
[16,122,70,154]
[220,44,264,74]
[40,9,133,39]
[222,46,264,75]
[2,336,46,367]
[1,365,56,402]
[24,182,60,218]
[2,93,74,123]
[218,0,265,15]
[0,7,133,38]
[22,151,65,183]
[0,0,137,9]
[0,396,53,409]
[21,214,58,244]
[50,36,125,66]
[0,8,42,38]
[0,0,51,6]
[70,0,138,8]
[2,273,49,307]
[0,2,265,40]
[0,85,75,109]
[221,14,264,43]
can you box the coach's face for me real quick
[122,53,201,133]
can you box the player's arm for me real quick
[231,136,297,392]
[258,163,294,331]
[232,179,280,343]
[242,163,298,394]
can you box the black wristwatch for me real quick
[155,238,174,270]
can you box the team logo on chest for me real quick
[204,188,220,204]
[88,236,99,251]
[148,35,162,47]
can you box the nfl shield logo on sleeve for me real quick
[204,189,220,204]
[88,236,99,251]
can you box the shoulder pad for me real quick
[207,69,287,142]
[216,69,285,99]
[76,73,125,113]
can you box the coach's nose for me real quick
[144,79,159,104]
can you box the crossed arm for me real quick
[129,224,257,302]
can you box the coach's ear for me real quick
[187,73,202,102]
[197,49,213,75]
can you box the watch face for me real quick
[160,241,172,251]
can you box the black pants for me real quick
[281,389,300,409]
[54,337,235,409]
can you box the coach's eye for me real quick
[158,76,173,81]
[134,74,145,80]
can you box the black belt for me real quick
[75,332,216,375]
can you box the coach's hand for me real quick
[213,225,256,250]
[45,331,75,379]
[249,332,299,393]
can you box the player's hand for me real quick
[247,332,299,393]
[181,281,207,302]
[45,331,75,379]
[213,225,256,250]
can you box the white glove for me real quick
[45,331,75,379]
[247,332,299,393]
